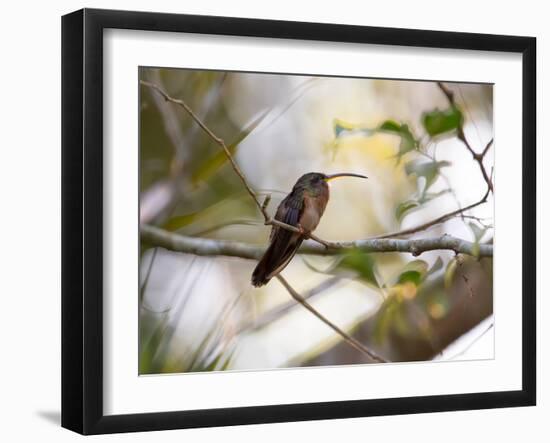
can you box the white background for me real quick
[104,30,520,415]
[0,0,546,441]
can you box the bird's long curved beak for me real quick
[324,172,368,182]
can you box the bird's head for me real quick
[294,172,368,194]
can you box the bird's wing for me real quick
[262,194,304,278]
[270,192,303,241]
[251,193,304,286]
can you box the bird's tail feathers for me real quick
[251,246,274,287]
[251,238,303,287]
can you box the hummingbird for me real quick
[251,172,368,287]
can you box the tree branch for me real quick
[437,82,494,192]
[141,224,493,258]
[276,275,387,363]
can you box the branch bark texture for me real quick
[141,224,493,259]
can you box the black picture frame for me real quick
[61,8,536,435]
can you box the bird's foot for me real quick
[297,223,310,238]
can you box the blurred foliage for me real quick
[333,118,419,159]
[191,109,270,184]
[336,250,379,288]
[305,255,492,365]
[139,68,494,373]
[332,111,458,224]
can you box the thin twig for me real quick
[457,85,484,147]
[144,70,188,168]
[460,214,493,230]
[261,194,271,212]
[372,186,491,239]
[276,275,387,363]
[437,82,494,192]
[482,139,494,158]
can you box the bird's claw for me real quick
[297,223,310,238]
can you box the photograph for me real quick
[138,67,494,375]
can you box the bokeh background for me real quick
[138,67,494,374]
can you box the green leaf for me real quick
[427,257,444,277]
[332,118,418,159]
[333,118,356,137]
[405,159,451,194]
[395,260,429,286]
[334,123,346,138]
[163,212,199,231]
[468,221,488,242]
[397,270,423,286]
[333,118,376,138]
[379,120,417,157]
[378,120,402,132]
[395,200,420,222]
[396,155,452,221]
[422,106,463,137]
[337,249,379,287]
[467,222,488,259]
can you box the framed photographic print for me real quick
[61,8,536,435]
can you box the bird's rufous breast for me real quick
[301,187,329,233]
